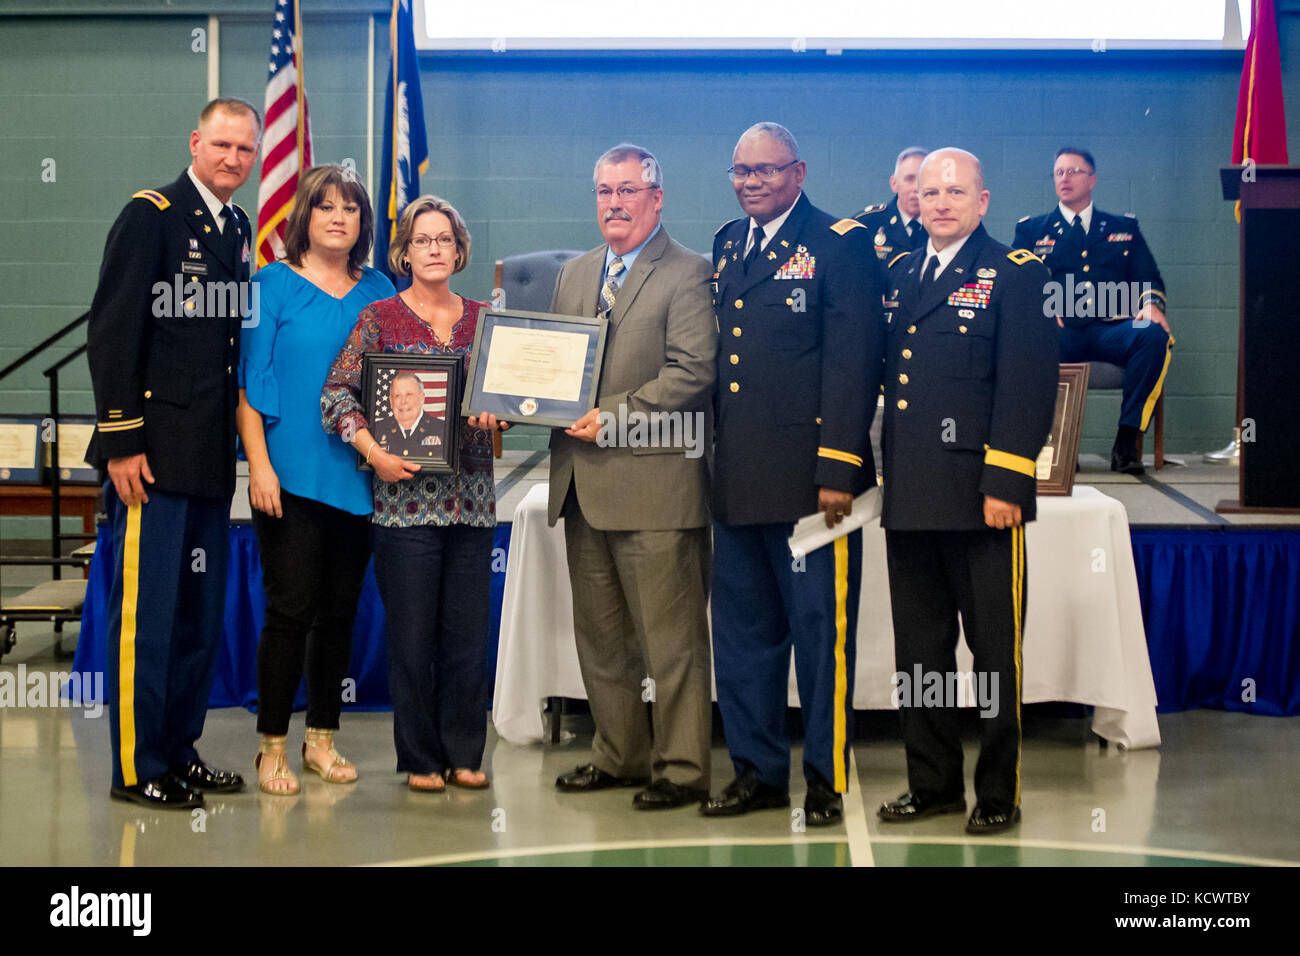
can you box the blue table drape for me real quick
[1131,528,1300,716]
[74,521,512,710]
[72,522,1299,717]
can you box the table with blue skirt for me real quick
[74,521,512,709]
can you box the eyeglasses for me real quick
[727,161,797,182]
[593,185,660,203]
[1054,167,1094,179]
[409,235,456,249]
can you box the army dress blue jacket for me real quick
[882,225,1058,531]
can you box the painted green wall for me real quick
[3,3,1299,537]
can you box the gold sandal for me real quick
[255,735,300,795]
[302,727,358,784]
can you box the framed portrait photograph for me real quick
[0,417,44,483]
[461,309,608,428]
[359,352,462,475]
[1036,362,1091,496]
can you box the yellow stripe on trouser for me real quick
[1012,525,1025,806]
[118,504,142,787]
[1139,334,1175,432]
[832,536,849,792]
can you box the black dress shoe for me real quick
[633,779,709,810]
[173,759,245,793]
[804,778,843,827]
[877,791,966,823]
[966,805,1021,834]
[111,773,205,810]
[700,770,789,817]
[1110,426,1145,475]
[555,763,647,793]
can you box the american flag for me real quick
[255,0,313,269]
[373,368,449,421]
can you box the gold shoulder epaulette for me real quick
[1007,248,1042,266]
[830,218,866,236]
[888,251,910,268]
[715,217,744,236]
[859,203,887,215]
[1016,214,1031,223]
[132,189,170,211]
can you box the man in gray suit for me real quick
[549,143,718,810]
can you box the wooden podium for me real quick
[1218,166,1300,513]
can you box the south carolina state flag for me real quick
[377,0,429,284]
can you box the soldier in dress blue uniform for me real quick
[86,98,261,808]
[854,146,929,263]
[1013,147,1171,474]
[876,148,1058,835]
[700,123,886,827]
[375,372,443,459]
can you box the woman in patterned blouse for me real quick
[322,195,507,792]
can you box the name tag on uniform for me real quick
[181,261,208,276]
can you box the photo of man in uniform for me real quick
[375,371,442,459]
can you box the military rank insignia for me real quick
[775,246,815,280]
[947,278,993,309]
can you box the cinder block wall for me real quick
[3,1,1299,535]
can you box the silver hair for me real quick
[736,122,799,161]
[592,143,663,189]
[391,371,422,391]
[893,146,928,175]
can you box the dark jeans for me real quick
[371,522,493,774]
[250,489,371,735]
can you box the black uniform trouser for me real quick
[884,526,1026,813]
[250,489,371,735]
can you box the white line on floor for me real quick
[844,749,874,867]
[866,833,1299,867]
[371,833,848,867]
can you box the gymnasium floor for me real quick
[0,692,1296,867]
[2,450,1298,867]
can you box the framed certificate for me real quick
[0,418,44,483]
[43,416,99,484]
[1036,363,1090,496]
[461,309,608,428]
[360,352,462,475]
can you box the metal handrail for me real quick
[0,311,88,383]
[42,342,93,581]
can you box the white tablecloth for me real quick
[493,483,1160,749]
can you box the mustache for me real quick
[603,210,633,223]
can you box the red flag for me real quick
[256,0,314,269]
[1233,0,1288,165]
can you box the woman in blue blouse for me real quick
[238,165,395,794]
[323,195,506,793]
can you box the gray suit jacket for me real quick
[547,225,717,530]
